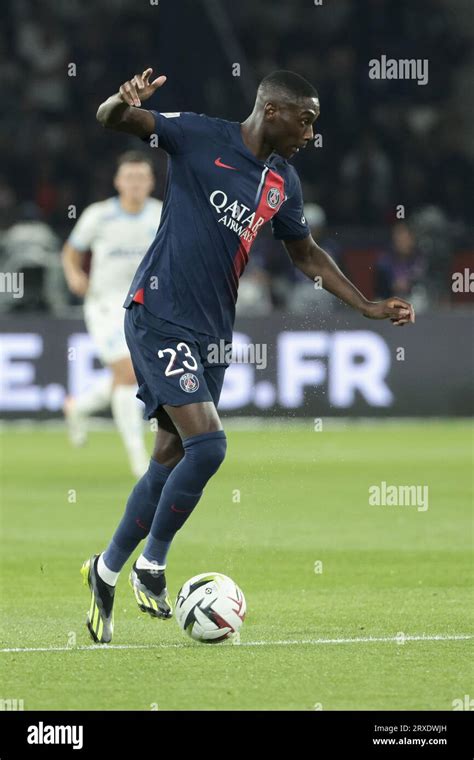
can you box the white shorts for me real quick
[84,299,130,365]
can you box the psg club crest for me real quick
[266,187,281,208]
[180,373,199,393]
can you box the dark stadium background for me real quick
[0,0,473,416]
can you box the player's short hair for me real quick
[116,150,154,172]
[257,70,318,105]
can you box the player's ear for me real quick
[264,102,277,120]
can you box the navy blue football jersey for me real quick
[123,111,310,341]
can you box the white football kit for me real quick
[69,196,162,363]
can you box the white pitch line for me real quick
[0,633,471,654]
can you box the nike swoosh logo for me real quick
[171,504,192,513]
[215,157,237,170]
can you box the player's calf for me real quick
[139,430,227,563]
[129,430,228,613]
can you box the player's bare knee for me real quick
[162,402,223,439]
[153,433,184,468]
[153,450,183,468]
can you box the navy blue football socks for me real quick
[142,430,227,566]
[103,458,174,572]
[102,430,227,573]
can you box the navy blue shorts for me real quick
[124,302,229,419]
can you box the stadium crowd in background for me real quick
[1,0,472,313]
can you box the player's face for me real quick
[114,162,154,204]
[265,97,319,159]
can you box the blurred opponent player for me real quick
[62,151,162,478]
[81,68,414,643]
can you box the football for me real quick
[175,572,246,643]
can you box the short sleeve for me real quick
[68,204,101,251]
[271,169,311,242]
[143,111,208,154]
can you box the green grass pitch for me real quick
[0,420,472,710]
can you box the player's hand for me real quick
[67,270,89,298]
[363,298,415,326]
[118,68,167,107]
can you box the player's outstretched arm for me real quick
[285,235,415,326]
[96,68,167,138]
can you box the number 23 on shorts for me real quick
[157,342,199,377]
